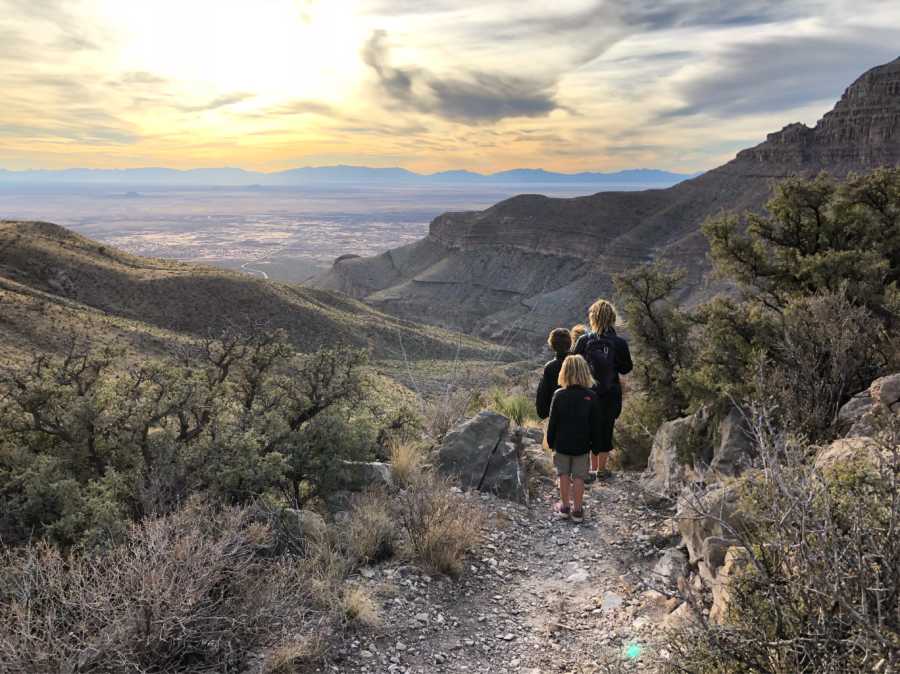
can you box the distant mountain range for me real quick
[0,165,698,187]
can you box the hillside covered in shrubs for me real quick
[612,168,900,672]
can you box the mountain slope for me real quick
[0,220,509,363]
[311,57,900,343]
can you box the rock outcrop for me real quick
[643,409,710,496]
[642,406,754,497]
[837,372,900,437]
[436,411,551,501]
[311,58,900,344]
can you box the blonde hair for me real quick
[570,323,588,344]
[558,355,593,389]
[588,299,617,334]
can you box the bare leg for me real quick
[559,474,571,506]
[590,453,600,472]
[597,452,609,472]
[572,478,585,512]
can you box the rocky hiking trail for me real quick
[327,474,682,674]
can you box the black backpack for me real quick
[583,333,617,395]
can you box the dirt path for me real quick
[329,474,680,674]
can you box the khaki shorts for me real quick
[553,452,590,480]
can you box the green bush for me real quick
[484,387,538,426]
[616,169,900,442]
[0,330,389,546]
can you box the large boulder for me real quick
[710,408,754,476]
[840,372,900,438]
[643,408,710,496]
[438,411,528,500]
[871,372,900,411]
[284,508,327,542]
[837,389,874,435]
[814,436,887,473]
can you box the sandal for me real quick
[554,502,571,519]
[571,509,584,524]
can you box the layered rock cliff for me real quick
[311,58,900,344]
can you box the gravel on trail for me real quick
[325,474,685,674]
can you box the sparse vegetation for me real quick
[344,490,399,565]
[388,438,427,487]
[664,413,900,673]
[397,473,483,575]
[484,386,539,426]
[615,170,900,670]
[0,500,329,673]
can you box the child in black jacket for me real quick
[546,355,603,523]
[535,328,572,420]
[572,299,633,481]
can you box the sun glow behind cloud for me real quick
[1,0,899,172]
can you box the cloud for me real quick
[119,71,169,86]
[0,28,38,61]
[177,92,255,113]
[659,31,900,118]
[266,100,336,116]
[0,121,138,146]
[362,30,561,122]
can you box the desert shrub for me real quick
[616,170,900,443]
[0,331,390,546]
[264,634,327,674]
[344,490,398,565]
[614,262,693,420]
[339,586,381,628]
[388,438,427,487]
[0,500,328,673]
[663,413,900,673]
[612,387,669,470]
[703,169,900,314]
[760,290,886,441]
[421,387,474,441]
[396,474,483,575]
[678,297,776,407]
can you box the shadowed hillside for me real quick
[0,220,512,363]
[312,57,900,344]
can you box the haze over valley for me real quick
[0,174,689,282]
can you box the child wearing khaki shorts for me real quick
[545,355,602,524]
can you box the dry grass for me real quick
[340,586,381,628]
[389,438,427,487]
[396,474,483,575]
[344,491,398,565]
[263,633,327,674]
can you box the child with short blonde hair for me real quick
[546,355,602,523]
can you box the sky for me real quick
[1,0,899,174]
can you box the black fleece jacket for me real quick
[546,385,603,455]
[535,352,567,419]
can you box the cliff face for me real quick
[311,58,900,345]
